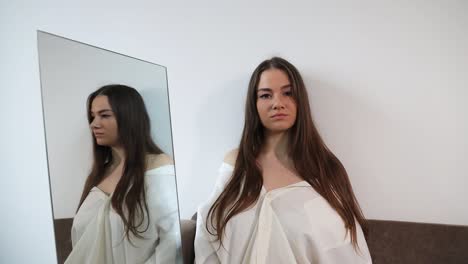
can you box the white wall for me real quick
[38,32,173,219]
[1,1,467,263]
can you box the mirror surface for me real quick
[38,31,182,263]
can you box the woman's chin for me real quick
[95,139,109,146]
[266,126,293,134]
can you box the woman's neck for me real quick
[111,146,126,166]
[262,131,289,160]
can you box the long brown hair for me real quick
[207,57,367,248]
[78,84,163,240]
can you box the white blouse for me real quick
[66,165,182,264]
[195,162,372,264]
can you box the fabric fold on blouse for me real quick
[195,162,372,264]
[66,165,182,264]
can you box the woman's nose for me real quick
[272,95,285,110]
[90,117,100,128]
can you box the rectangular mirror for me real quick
[38,31,182,264]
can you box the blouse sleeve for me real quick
[194,163,234,264]
[145,165,182,264]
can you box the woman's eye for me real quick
[284,91,293,96]
[259,94,271,99]
[101,114,111,118]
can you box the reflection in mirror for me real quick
[37,31,182,264]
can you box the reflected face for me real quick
[256,69,297,134]
[90,95,119,146]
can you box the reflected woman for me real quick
[195,57,372,263]
[66,84,180,264]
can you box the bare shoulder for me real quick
[223,148,239,166]
[146,153,174,170]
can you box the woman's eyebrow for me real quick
[257,84,291,92]
[257,88,272,92]
[98,109,112,114]
[91,109,112,115]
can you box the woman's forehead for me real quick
[258,69,291,90]
[91,96,112,111]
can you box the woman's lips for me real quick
[271,113,288,119]
[94,132,104,137]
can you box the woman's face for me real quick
[90,95,119,147]
[256,68,297,134]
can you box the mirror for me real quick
[37,31,182,263]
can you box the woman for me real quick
[66,84,181,264]
[195,58,372,263]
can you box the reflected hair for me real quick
[78,84,163,240]
[207,57,368,249]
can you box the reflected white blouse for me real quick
[195,163,372,264]
[66,165,181,264]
